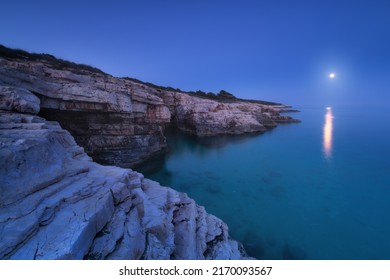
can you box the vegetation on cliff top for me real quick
[0,44,280,106]
[124,77,281,106]
[0,44,106,75]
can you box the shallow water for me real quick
[135,105,390,259]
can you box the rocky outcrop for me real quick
[0,86,40,114]
[0,50,170,167]
[0,46,301,260]
[0,45,298,167]
[0,86,249,260]
[157,90,298,136]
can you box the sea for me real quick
[134,105,390,259]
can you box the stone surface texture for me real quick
[0,46,299,260]
[0,56,170,167]
[156,90,297,136]
[0,86,249,260]
[0,47,298,167]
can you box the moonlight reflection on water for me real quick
[323,107,334,159]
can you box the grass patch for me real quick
[1,44,281,105]
[0,44,106,75]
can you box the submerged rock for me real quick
[0,46,299,260]
[0,45,299,167]
[0,86,249,260]
[282,243,308,260]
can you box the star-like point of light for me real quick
[329,73,336,79]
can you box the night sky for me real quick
[1,0,389,106]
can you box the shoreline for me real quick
[0,45,300,260]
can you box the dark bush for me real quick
[0,44,106,75]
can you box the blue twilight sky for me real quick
[1,0,389,106]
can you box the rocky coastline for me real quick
[0,45,299,168]
[0,45,298,259]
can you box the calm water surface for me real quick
[135,105,390,259]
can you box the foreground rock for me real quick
[0,45,299,167]
[0,86,249,260]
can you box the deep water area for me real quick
[135,105,390,259]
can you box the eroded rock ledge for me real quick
[0,86,249,260]
[0,46,299,260]
[0,45,299,167]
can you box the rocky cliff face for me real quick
[0,46,299,259]
[157,90,297,136]
[0,45,298,167]
[0,86,248,260]
[0,51,170,167]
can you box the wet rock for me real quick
[243,230,266,258]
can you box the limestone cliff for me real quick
[0,46,299,260]
[0,86,248,259]
[0,46,170,167]
[156,90,298,136]
[0,45,298,167]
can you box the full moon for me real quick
[329,73,336,79]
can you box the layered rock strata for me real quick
[0,86,248,260]
[0,46,298,167]
[0,53,170,167]
[157,90,298,136]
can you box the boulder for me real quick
[0,86,40,114]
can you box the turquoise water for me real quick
[135,106,390,259]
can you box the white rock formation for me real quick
[0,45,298,167]
[0,86,249,260]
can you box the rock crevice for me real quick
[0,45,298,167]
[0,46,299,259]
[0,86,250,260]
